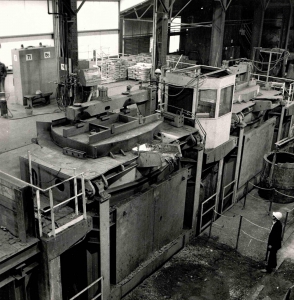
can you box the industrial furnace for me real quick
[17,82,203,300]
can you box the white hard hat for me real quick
[36,90,42,95]
[273,212,282,220]
[155,68,162,74]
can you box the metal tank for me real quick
[259,151,294,203]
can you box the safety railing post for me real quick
[268,190,274,215]
[81,174,87,219]
[282,211,289,241]
[209,210,214,238]
[28,151,33,185]
[242,181,249,210]
[199,202,204,232]
[74,168,78,216]
[49,189,55,237]
[36,189,43,237]
[236,215,243,250]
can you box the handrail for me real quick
[195,117,207,145]
[69,276,103,300]
[221,179,236,213]
[251,73,294,104]
[22,171,83,192]
[251,72,294,83]
[28,151,87,237]
[200,192,217,232]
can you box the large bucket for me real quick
[259,151,294,203]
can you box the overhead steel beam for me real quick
[171,0,192,21]
[121,1,154,17]
[260,0,271,10]
[226,0,234,11]
[134,8,139,19]
[169,0,176,20]
[76,0,86,13]
[217,0,226,12]
[122,18,153,22]
[139,4,153,19]
[216,0,235,12]
[265,0,271,10]
[158,0,169,13]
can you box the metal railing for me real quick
[28,151,87,238]
[199,192,217,232]
[69,276,103,300]
[222,180,236,213]
[251,73,294,103]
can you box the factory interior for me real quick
[1,0,294,299]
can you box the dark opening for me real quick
[55,178,65,192]
[167,86,193,115]
[267,152,294,164]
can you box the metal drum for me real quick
[260,151,294,203]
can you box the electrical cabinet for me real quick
[11,46,57,105]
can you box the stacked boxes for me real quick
[107,60,120,80]
[127,65,137,80]
[96,59,127,81]
[92,53,153,82]
[128,63,152,81]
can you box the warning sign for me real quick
[26,54,33,61]
[44,52,50,59]
[61,64,67,71]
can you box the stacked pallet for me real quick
[127,65,137,80]
[107,60,121,80]
[96,59,128,81]
[127,63,152,81]
[136,53,152,63]
[93,54,153,82]
[96,61,107,77]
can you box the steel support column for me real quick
[284,4,293,50]
[152,0,158,74]
[279,7,292,49]
[99,199,110,300]
[209,0,227,67]
[52,1,61,82]
[68,0,78,71]
[160,0,170,67]
[153,0,170,69]
[39,253,62,300]
[120,19,125,56]
[250,3,265,59]
[49,257,62,300]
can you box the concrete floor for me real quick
[204,188,294,268]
